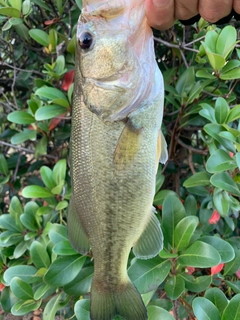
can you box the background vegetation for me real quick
[0,0,240,319]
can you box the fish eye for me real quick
[78,32,93,50]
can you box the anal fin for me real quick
[67,196,91,255]
[114,119,142,170]
[133,207,163,259]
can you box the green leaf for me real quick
[196,69,216,79]
[30,241,51,268]
[192,297,221,320]
[200,236,235,263]
[210,172,240,196]
[63,266,93,296]
[236,153,240,170]
[35,86,68,101]
[225,280,240,294]
[204,287,228,315]
[199,103,216,123]
[203,46,226,71]
[10,277,34,300]
[43,292,69,320]
[0,287,18,313]
[48,223,68,244]
[34,283,52,300]
[175,67,194,96]
[75,299,91,320]
[29,29,49,46]
[9,0,22,11]
[216,26,236,58]
[204,123,235,152]
[174,216,199,251]
[4,266,38,285]
[22,0,31,15]
[40,166,56,189]
[220,67,240,80]
[0,153,8,175]
[53,159,66,185]
[55,200,68,210]
[21,201,40,230]
[183,172,210,188]
[153,190,177,206]
[52,240,78,255]
[213,189,230,217]
[0,7,21,18]
[75,0,82,10]
[165,275,185,300]
[178,241,221,267]
[181,274,212,293]
[147,305,175,320]
[226,105,240,123]
[11,129,36,144]
[206,149,237,173]
[44,255,86,287]
[22,185,53,198]
[224,250,240,275]
[215,97,229,124]
[13,241,28,259]
[35,105,68,121]
[0,214,22,232]
[184,195,197,216]
[162,195,186,246]
[128,257,171,294]
[31,0,51,10]
[222,294,240,320]
[11,299,42,316]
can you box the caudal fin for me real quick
[90,280,147,320]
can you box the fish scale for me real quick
[68,1,168,319]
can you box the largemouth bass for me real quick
[68,0,168,319]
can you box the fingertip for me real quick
[145,0,175,30]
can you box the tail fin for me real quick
[90,280,147,320]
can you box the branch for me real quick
[0,141,58,160]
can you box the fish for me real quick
[68,0,168,319]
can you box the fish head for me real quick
[75,0,156,122]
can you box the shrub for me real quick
[0,1,240,319]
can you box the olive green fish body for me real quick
[68,1,167,319]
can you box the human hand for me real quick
[146,0,240,30]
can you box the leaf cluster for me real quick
[0,1,240,319]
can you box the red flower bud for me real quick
[211,263,224,275]
[208,210,220,224]
[61,70,74,91]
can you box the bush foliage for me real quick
[0,1,240,319]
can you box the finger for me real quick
[145,0,175,30]
[174,0,199,20]
[234,0,240,14]
[199,0,233,22]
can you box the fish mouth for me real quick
[93,59,134,84]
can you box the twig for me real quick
[0,141,58,160]
[154,37,199,53]
[177,138,208,155]
[188,151,196,175]
[0,62,43,76]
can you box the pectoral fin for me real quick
[133,207,163,259]
[67,196,91,255]
[114,120,142,170]
[158,130,168,165]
